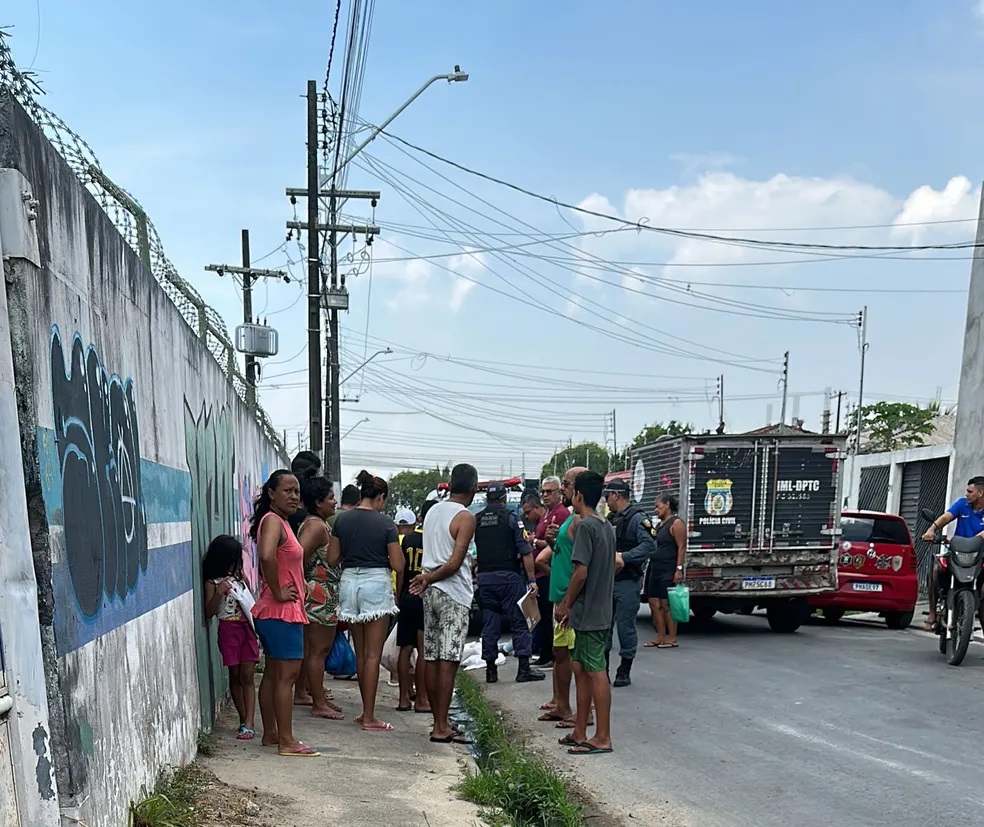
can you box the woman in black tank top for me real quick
[644,493,686,649]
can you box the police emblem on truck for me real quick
[704,479,734,516]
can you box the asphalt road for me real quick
[482,611,984,827]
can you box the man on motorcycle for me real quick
[922,476,984,630]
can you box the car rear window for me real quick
[841,516,910,545]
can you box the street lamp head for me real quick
[448,66,469,83]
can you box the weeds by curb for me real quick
[129,764,206,827]
[455,672,584,827]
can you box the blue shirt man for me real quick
[922,476,984,628]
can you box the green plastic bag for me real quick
[668,583,690,623]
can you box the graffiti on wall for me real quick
[239,474,260,589]
[183,400,236,563]
[50,328,148,618]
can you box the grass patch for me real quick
[196,730,217,757]
[455,672,584,827]
[129,764,206,827]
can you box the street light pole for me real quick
[321,68,469,187]
[341,417,370,441]
[341,348,393,385]
[322,68,468,485]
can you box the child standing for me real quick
[204,535,260,740]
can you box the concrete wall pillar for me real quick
[0,168,59,824]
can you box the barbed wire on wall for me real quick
[0,30,288,460]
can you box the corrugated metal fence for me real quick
[897,457,950,593]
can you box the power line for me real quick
[374,128,981,254]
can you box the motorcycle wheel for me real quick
[945,589,976,666]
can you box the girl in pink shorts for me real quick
[204,535,260,740]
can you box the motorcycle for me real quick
[921,507,984,666]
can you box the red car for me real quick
[809,510,919,630]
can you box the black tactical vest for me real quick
[475,507,519,574]
[613,504,649,580]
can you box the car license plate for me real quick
[852,582,883,592]
[742,577,776,590]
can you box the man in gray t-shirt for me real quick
[555,470,616,756]
[570,517,615,632]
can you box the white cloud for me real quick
[446,249,485,312]
[575,173,980,278]
[975,0,984,19]
[892,176,978,242]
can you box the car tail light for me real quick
[909,546,918,570]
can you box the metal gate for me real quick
[898,457,951,593]
[0,629,19,827]
[858,465,890,511]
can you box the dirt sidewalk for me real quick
[198,675,482,827]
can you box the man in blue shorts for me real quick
[922,476,984,630]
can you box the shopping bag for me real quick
[380,625,400,674]
[325,630,357,675]
[668,583,690,623]
[228,580,256,630]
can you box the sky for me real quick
[5,1,984,482]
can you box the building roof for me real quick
[743,421,818,436]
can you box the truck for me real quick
[631,432,845,633]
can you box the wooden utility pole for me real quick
[305,80,323,454]
[289,82,380,460]
[716,375,726,434]
[779,352,790,427]
[205,234,288,412]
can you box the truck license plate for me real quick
[852,582,883,592]
[742,577,776,590]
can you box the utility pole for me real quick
[716,375,726,434]
[286,82,380,467]
[205,234,288,411]
[306,80,322,455]
[854,307,869,457]
[779,351,790,427]
[821,386,832,434]
[834,391,845,433]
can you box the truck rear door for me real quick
[764,441,841,549]
[688,444,757,550]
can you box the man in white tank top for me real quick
[411,463,479,743]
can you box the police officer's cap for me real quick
[603,479,631,497]
[486,481,508,501]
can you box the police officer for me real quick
[603,478,656,687]
[475,481,545,684]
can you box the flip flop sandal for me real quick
[657,643,679,649]
[555,718,593,729]
[537,712,566,722]
[430,733,473,744]
[396,705,413,712]
[236,726,255,741]
[558,734,581,746]
[568,744,613,756]
[279,744,320,757]
[643,641,664,648]
[539,701,556,711]
[360,721,394,732]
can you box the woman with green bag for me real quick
[643,493,687,650]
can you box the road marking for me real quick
[763,722,943,783]
[818,722,965,770]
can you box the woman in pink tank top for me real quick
[248,470,318,757]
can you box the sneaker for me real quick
[486,664,499,684]
[613,667,632,688]
[532,656,554,669]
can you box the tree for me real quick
[386,466,450,514]
[849,401,937,453]
[541,441,611,479]
[629,420,694,449]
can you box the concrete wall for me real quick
[0,97,284,826]
[953,188,984,496]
